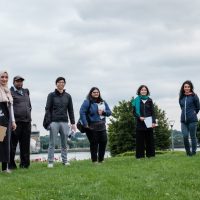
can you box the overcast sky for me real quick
[1,0,200,135]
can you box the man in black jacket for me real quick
[9,76,32,169]
[45,77,76,168]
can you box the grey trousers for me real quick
[48,122,70,164]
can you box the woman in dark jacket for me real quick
[0,71,16,173]
[80,87,111,163]
[132,85,156,159]
[179,80,200,156]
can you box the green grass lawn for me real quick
[0,152,200,200]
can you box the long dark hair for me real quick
[87,87,103,103]
[179,80,194,100]
[136,85,150,96]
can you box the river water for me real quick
[15,148,200,162]
[15,151,111,162]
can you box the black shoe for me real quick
[8,164,17,170]
[186,152,192,156]
[19,165,29,169]
[191,152,196,156]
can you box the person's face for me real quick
[56,80,65,90]
[0,72,8,86]
[14,80,23,89]
[91,89,100,98]
[140,87,148,96]
[184,83,191,93]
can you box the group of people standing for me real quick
[43,78,112,167]
[0,70,199,173]
[132,80,200,159]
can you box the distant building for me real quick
[31,124,40,153]
[16,124,41,154]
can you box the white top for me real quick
[142,100,147,104]
[11,104,15,122]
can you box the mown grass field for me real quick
[0,152,200,200]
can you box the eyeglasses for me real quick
[92,91,99,94]
[1,76,8,78]
[57,81,65,84]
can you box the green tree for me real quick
[40,135,49,150]
[196,120,200,143]
[108,100,171,156]
[154,104,171,150]
[108,100,135,156]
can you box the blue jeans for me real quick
[181,122,197,154]
[48,122,70,163]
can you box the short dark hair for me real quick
[55,77,66,84]
[136,85,150,96]
[179,80,194,100]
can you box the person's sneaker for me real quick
[2,169,12,174]
[92,161,99,165]
[63,162,70,166]
[47,163,54,168]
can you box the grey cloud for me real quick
[1,0,200,133]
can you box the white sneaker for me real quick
[48,163,54,168]
[2,169,12,174]
[63,162,70,166]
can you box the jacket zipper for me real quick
[143,101,146,117]
[184,96,187,122]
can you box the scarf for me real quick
[0,71,13,104]
[184,92,193,96]
[131,95,149,117]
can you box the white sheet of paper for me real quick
[144,116,153,128]
[97,103,105,119]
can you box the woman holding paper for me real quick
[0,71,16,173]
[132,85,156,159]
[79,87,111,163]
[179,80,200,156]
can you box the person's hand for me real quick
[12,122,17,131]
[98,109,104,116]
[140,117,145,121]
[85,125,93,130]
[71,124,76,132]
[152,123,156,128]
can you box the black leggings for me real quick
[86,129,107,162]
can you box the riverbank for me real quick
[15,151,110,162]
[39,147,91,153]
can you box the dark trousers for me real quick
[181,122,197,155]
[9,122,31,169]
[86,129,107,162]
[1,162,7,171]
[136,129,155,159]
